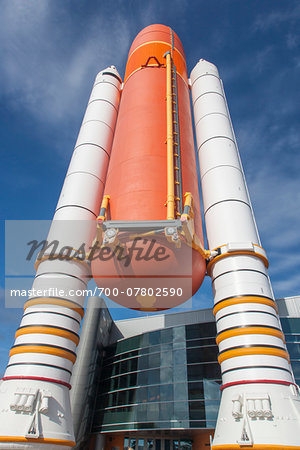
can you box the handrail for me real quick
[164,51,175,220]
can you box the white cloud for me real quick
[287,32,299,49]
[272,273,300,298]
[253,4,300,32]
[0,0,131,130]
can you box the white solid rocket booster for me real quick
[0,66,122,449]
[190,59,300,449]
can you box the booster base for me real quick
[0,379,74,449]
[213,383,300,450]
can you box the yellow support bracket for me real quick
[181,192,211,260]
[97,195,110,222]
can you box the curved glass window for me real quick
[92,323,221,432]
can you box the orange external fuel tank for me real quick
[91,24,206,310]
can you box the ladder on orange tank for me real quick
[170,61,183,217]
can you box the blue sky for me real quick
[1,0,300,375]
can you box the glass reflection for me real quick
[93,317,224,433]
[147,439,154,449]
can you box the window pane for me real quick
[280,318,300,334]
[149,330,160,345]
[120,375,128,389]
[160,384,173,401]
[186,323,216,339]
[174,400,189,419]
[136,404,147,421]
[147,403,159,421]
[160,328,173,343]
[203,363,221,379]
[173,364,187,382]
[109,392,116,406]
[124,437,129,449]
[160,366,173,383]
[180,440,192,450]
[136,386,148,403]
[172,440,180,450]
[160,402,174,420]
[187,363,221,381]
[130,438,136,449]
[130,373,138,387]
[149,352,161,368]
[121,360,129,372]
[141,333,149,347]
[188,381,204,400]
[203,379,221,400]
[161,350,173,367]
[204,399,220,423]
[291,361,300,378]
[138,355,149,370]
[137,370,148,385]
[174,349,186,365]
[285,334,300,343]
[187,346,219,364]
[148,385,160,402]
[117,390,127,406]
[147,369,160,385]
[287,343,300,359]
[130,358,138,372]
[160,343,173,353]
[174,382,188,400]
[147,439,154,448]
[189,400,206,420]
[173,326,185,343]
[155,439,161,450]
[128,389,136,404]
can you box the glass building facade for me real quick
[280,317,300,386]
[92,322,221,433]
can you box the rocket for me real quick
[90,24,206,310]
[0,23,300,450]
[0,65,122,448]
[190,59,300,449]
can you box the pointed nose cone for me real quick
[96,65,123,83]
[190,58,220,85]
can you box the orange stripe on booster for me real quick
[216,326,285,345]
[213,296,278,316]
[24,297,84,318]
[15,326,80,345]
[218,346,290,364]
[207,250,269,275]
[212,445,300,450]
[9,345,76,364]
[0,437,75,447]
